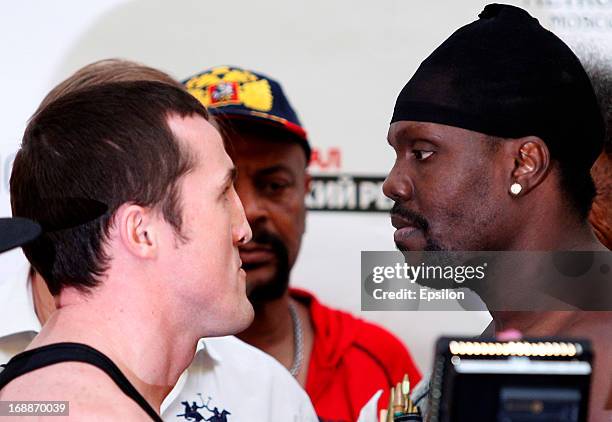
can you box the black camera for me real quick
[428,337,593,422]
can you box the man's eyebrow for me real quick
[221,167,237,191]
[254,164,294,177]
[390,128,442,146]
[389,126,414,146]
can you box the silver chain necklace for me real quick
[287,301,304,378]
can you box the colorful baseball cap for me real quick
[182,66,310,157]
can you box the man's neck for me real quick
[237,290,314,386]
[237,293,293,358]
[488,216,607,332]
[28,286,198,412]
[31,270,55,326]
[506,200,605,251]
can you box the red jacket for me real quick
[291,288,421,422]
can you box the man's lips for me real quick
[394,226,421,244]
[391,214,422,230]
[239,245,275,266]
[391,214,422,244]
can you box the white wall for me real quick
[1,0,609,372]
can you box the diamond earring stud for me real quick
[510,182,523,196]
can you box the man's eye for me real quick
[221,183,234,202]
[262,180,290,195]
[413,150,435,161]
[268,181,288,191]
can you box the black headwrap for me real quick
[392,3,604,170]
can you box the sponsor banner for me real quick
[514,0,612,34]
[306,174,393,212]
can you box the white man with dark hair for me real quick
[0,60,317,421]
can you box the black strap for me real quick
[0,342,162,421]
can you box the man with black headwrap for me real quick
[383,4,611,420]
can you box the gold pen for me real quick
[386,387,395,422]
[379,409,388,422]
[393,382,404,416]
[401,374,411,413]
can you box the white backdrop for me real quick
[1,0,610,372]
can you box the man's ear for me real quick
[116,204,158,259]
[504,136,551,197]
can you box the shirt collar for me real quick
[195,337,222,362]
[160,337,223,413]
[0,252,40,339]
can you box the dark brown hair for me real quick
[11,81,209,295]
[37,59,184,110]
[36,58,221,132]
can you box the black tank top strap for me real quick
[0,342,162,421]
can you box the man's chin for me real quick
[395,238,426,252]
[245,274,289,305]
[244,265,276,293]
[395,238,446,252]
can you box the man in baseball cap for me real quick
[184,66,421,421]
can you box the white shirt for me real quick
[161,337,316,422]
[0,257,317,422]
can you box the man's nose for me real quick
[231,188,252,245]
[383,163,415,203]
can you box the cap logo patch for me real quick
[186,67,273,112]
[209,82,240,105]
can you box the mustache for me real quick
[390,203,429,231]
[244,226,291,304]
[250,228,285,250]
[248,227,289,266]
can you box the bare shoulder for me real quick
[0,362,153,420]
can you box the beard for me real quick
[243,228,291,305]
